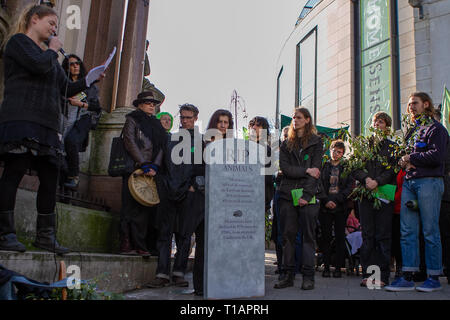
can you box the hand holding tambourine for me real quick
[128,169,160,207]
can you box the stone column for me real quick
[116,0,150,108]
[83,0,150,213]
[83,0,126,112]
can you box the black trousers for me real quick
[176,190,204,282]
[155,195,189,278]
[0,153,57,214]
[440,201,450,276]
[193,219,204,293]
[279,199,319,279]
[319,209,347,269]
[64,115,91,177]
[359,199,393,283]
[119,174,157,252]
[155,190,204,279]
[391,214,402,271]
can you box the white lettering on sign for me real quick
[366,0,382,47]
[66,5,81,30]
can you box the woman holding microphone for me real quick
[0,4,103,254]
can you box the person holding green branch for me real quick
[274,107,323,290]
[353,111,397,288]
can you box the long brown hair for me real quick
[207,109,234,130]
[407,92,435,121]
[3,4,57,47]
[286,107,317,151]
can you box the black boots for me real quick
[33,213,70,255]
[274,271,294,289]
[0,210,26,252]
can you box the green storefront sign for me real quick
[360,0,393,135]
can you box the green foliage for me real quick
[24,273,125,301]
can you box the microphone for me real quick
[45,35,68,58]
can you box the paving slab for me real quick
[124,250,450,300]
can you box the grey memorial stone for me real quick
[204,138,266,299]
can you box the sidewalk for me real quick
[124,250,450,300]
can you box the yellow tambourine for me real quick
[128,169,160,207]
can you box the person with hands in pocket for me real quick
[274,107,324,291]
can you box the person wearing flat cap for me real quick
[119,91,168,256]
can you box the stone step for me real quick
[0,251,193,294]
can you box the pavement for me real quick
[124,250,450,300]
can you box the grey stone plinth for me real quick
[204,139,266,299]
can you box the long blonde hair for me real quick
[3,4,57,47]
[286,107,318,151]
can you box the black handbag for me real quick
[107,132,135,177]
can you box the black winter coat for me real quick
[443,139,450,203]
[165,129,205,202]
[318,161,354,212]
[279,134,324,203]
[0,33,86,133]
[353,137,397,188]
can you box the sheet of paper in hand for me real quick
[86,47,117,87]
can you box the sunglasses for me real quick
[69,61,81,66]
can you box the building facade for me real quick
[276,0,450,135]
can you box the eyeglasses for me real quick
[69,61,81,66]
[332,149,344,155]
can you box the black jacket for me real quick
[279,134,324,203]
[0,34,87,133]
[123,109,165,169]
[443,139,450,203]
[318,161,354,212]
[166,128,205,202]
[353,137,397,187]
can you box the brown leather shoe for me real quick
[119,249,138,256]
[147,277,170,288]
[172,276,189,287]
[136,250,151,257]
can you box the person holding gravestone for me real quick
[274,107,324,290]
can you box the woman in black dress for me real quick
[0,4,103,254]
